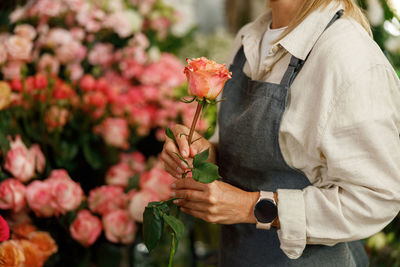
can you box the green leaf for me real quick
[193,148,209,168]
[143,207,163,252]
[165,127,176,143]
[82,142,102,170]
[162,214,184,241]
[192,162,220,184]
[173,152,190,168]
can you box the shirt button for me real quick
[271,45,279,54]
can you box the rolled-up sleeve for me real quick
[277,64,400,259]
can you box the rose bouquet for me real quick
[0,0,214,266]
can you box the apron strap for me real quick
[280,9,344,88]
[231,46,247,68]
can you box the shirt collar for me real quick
[240,2,344,61]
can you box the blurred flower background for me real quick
[0,0,398,267]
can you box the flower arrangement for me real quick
[0,0,212,265]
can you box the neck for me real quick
[269,0,304,29]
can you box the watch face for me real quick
[254,199,277,223]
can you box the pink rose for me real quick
[47,170,84,214]
[139,167,174,200]
[14,24,36,41]
[102,209,137,244]
[128,190,160,222]
[120,151,146,174]
[55,41,86,64]
[29,144,45,174]
[95,118,130,149]
[26,180,55,217]
[70,210,102,247]
[0,179,26,212]
[88,43,114,67]
[38,54,60,75]
[5,35,32,61]
[184,57,232,100]
[66,63,83,81]
[2,61,23,80]
[105,163,134,187]
[0,215,10,242]
[4,135,36,183]
[129,33,149,50]
[88,186,126,215]
[104,11,143,38]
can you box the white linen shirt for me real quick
[211,2,400,259]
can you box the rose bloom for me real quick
[2,61,23,80]
[37,54,60,75]
[184,57,232,100]
[12,223,37,239]
[47,170,84,214]
[66,63,84,81]
[139,167,174,200]
[26,181,55,217]
[29,144,46,174]
[88,186,126,215]
[0,215,10,242]
[104,10,143,38]
[88,43,114,67]
[14,24,36,40]
[6,35,32,61]
[120,151,146,174]
[44,106,69,132]
[102,209,137,244]
[4,135,36,183]
[105,162,134,187]
[28,231,58,261]
[70,210,102,247]
[0,179,26,212]
[15,240,44,267]
[0,240,25,267]
[128,189,160,222]
[0,81,11,110]
[95,118,130,149]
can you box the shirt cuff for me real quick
[276,189,307,259]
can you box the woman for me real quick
[161,0,400,266]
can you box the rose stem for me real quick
[188,101,203,147]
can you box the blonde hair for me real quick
[275,0,372,41]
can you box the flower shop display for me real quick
[143,57,231,267]
[0,0,214,266]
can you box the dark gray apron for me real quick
[217,11,369,267]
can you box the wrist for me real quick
[243,191,259,224]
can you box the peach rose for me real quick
[102,209,137,244]
[0,43,7,65]
[37,54,60,75]
[28,231,58,261]
[47,170,84,214]
[5,35,32,61]
[14,24,36,41]
[0,240,25,267]
[0,179,26,212]
[184,57,232,100]
[88,186,126,215]
[128,189,160,222]
[26,181,55,217]
[95,118,130,149]
[12,222,37,239]
[105,162,134,187]
[15,240,44,267]
[139,168,174,200]
[69,210,102,247]
[0,81,11,110]
[4,135,36,183]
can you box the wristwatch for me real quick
[254,191,277,230]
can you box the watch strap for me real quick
[255,191,276,230]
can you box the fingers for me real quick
[172,125,190,158]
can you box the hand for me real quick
[171,176,259,224]
[161,124,216,178]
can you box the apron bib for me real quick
[217,11,368,267]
